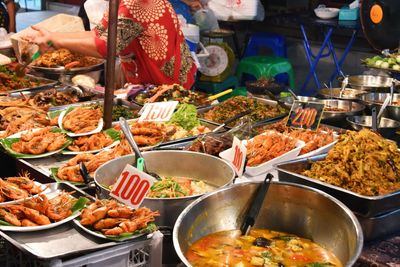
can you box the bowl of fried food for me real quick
[246,77,284,96]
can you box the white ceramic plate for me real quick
[58,108,103,137]
[73,219,147,242]
[296,132,339,159]
[0,210,80,232]
[0,128,71,159]
[220,131,305,177]
[0,182,51,207]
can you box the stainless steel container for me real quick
[173,182,363,267]
[318,88,367,100]
[280,96,320,109]
[359,92,400,121]
[345,75,398,91]
[346,115,400,138]
[275,154,400,217]
[94,151,236,228]
[319,99,365,121]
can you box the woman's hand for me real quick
[25,26,54,53]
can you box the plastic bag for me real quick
[193,8,219,32]
[207,0,265,21]
[84,0,109,29]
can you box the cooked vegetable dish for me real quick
[186,229,342,267]
[133,84,210,106]
[148,176,215,198]
[33,48,103,68]
[0,65,50,92]
[202,96,285,126]
[303,129,400,196]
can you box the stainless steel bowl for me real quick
[280,96,320,109]
[94,151,236,228]
[173,182,363,267]
[319,99,365,121]
[345,75,398,90]
[346,116,400,138]
[359,92,400,121]
[318,88,367,100]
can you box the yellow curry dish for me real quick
[186,229,342,267]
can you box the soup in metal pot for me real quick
[186,229,342,267]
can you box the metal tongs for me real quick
[240,173,273,235]
[339,75,349,98]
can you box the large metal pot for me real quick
[359,92,400,121]
[344,75,399,91]
[173,182,363,267]
[346,115,400,138]
[318,88,367,101]
[319,99,365,122]
[94,151,236,228]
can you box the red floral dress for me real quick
[94,0,196,89]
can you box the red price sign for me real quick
[138,101,179,122]
[110,164,156,209]
[230,137,246,176]
[287,101,325,130]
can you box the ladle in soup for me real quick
[240,173,273,235]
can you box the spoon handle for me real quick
[240,173,273,236]
[119,117,147,172]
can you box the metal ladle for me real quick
[377,95,391,126]
[119,117,161,180]
[240,173,273,236]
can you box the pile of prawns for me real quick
[79,200,159,236]
[0,191,76,227]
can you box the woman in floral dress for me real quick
[28,0,196,89]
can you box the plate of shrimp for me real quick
[0,172,51,206]
[58,106,104,137]
[0,191,88,231]
[61,128,121,155]
[73,199,159,241]
[0,127,72,158]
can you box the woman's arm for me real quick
[29,26,102,58]
[6,0,16,33]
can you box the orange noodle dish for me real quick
[186,229,342,266]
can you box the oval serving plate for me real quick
[61,128,121,155]
[73,219,151,242]
[0,196,88,232]
[0,182,51,207]
[0,127,72,159]
[58,106,103,137]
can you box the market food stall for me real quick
[0,0,399,266]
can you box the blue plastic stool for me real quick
[243,32,287,58]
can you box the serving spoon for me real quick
[240,173,273,236]
[119,117,161,180]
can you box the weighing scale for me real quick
[197,29,236,83]
[360,0,400,51]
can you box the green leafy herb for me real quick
[261,251,272,259]
[169,103,200,131]
[273,236,297,241]
[71,197,90,213]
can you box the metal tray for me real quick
[0,74,57,95]
[0,182,153,260]
[275,154,400,217]
[198,97,288,129]
[7,85,104,111]
[30,61,105,75]
[357,208,400,241]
